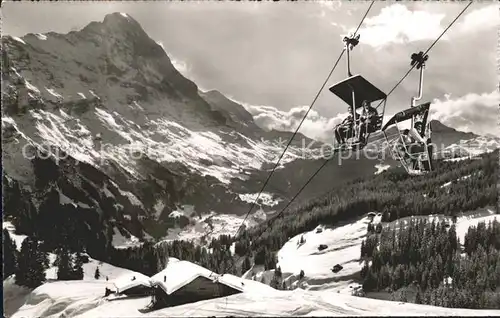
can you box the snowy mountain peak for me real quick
[101,12,142,31]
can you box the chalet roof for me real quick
[218,273,275,294]
[150,260,239,295]
[112,258,273,297]
[113,272,152,294]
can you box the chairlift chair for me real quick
[382,51,434,176]
[330,33,387,151]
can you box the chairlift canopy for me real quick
[329,74,387,109]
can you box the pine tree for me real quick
[400,289,408,303]
[275,266,282,278]
[15,239,30,287]
[363,268,377,292]
[73,252,84,280]
[415,288,422,304]
[15,237,47,288]
[254,247,267,266]
[94,267,101,280]
[3,229,18,279]
[270,269,281,290]
[360,260,369,279]
[56,246,73,280]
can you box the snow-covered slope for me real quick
[248,207,499,294]
[440,136,500,159]
[4,251,140,317]
[269,215,381,292]
[383,207,499,245]
[3,277,33,318]
[10,277,500,317]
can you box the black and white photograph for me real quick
[2,0,500,316]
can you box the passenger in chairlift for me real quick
[358,101,378,143]
[403,122,428,170]
[407,121,427,154]
[334,106,360,144]
[411,121,426,142]
[395,129,411,158]
[396,129,419,170]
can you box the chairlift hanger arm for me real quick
[410,51,429,107]
[343,33,360,77]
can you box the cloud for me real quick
[236,90,500,143]
[239,103,344,143]
[171,59,189,76]
[429,91,500,136]
[155,40,165,50]
[155,40,189,76]
[453,4,499,34]
[355,4,446,48]
[318,0,342,12]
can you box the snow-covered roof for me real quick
[150,260,229,295]
[113,258,268,296]
[113,272,152,294]
[218,273,274,294]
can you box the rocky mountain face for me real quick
[2,12,498,248]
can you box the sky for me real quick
[3,1,499,140]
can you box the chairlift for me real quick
[330,33,387,151]
[382,51,434,176]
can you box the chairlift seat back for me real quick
[366,114,384,133]
[382,102,431,132]
[329,74,386,109]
